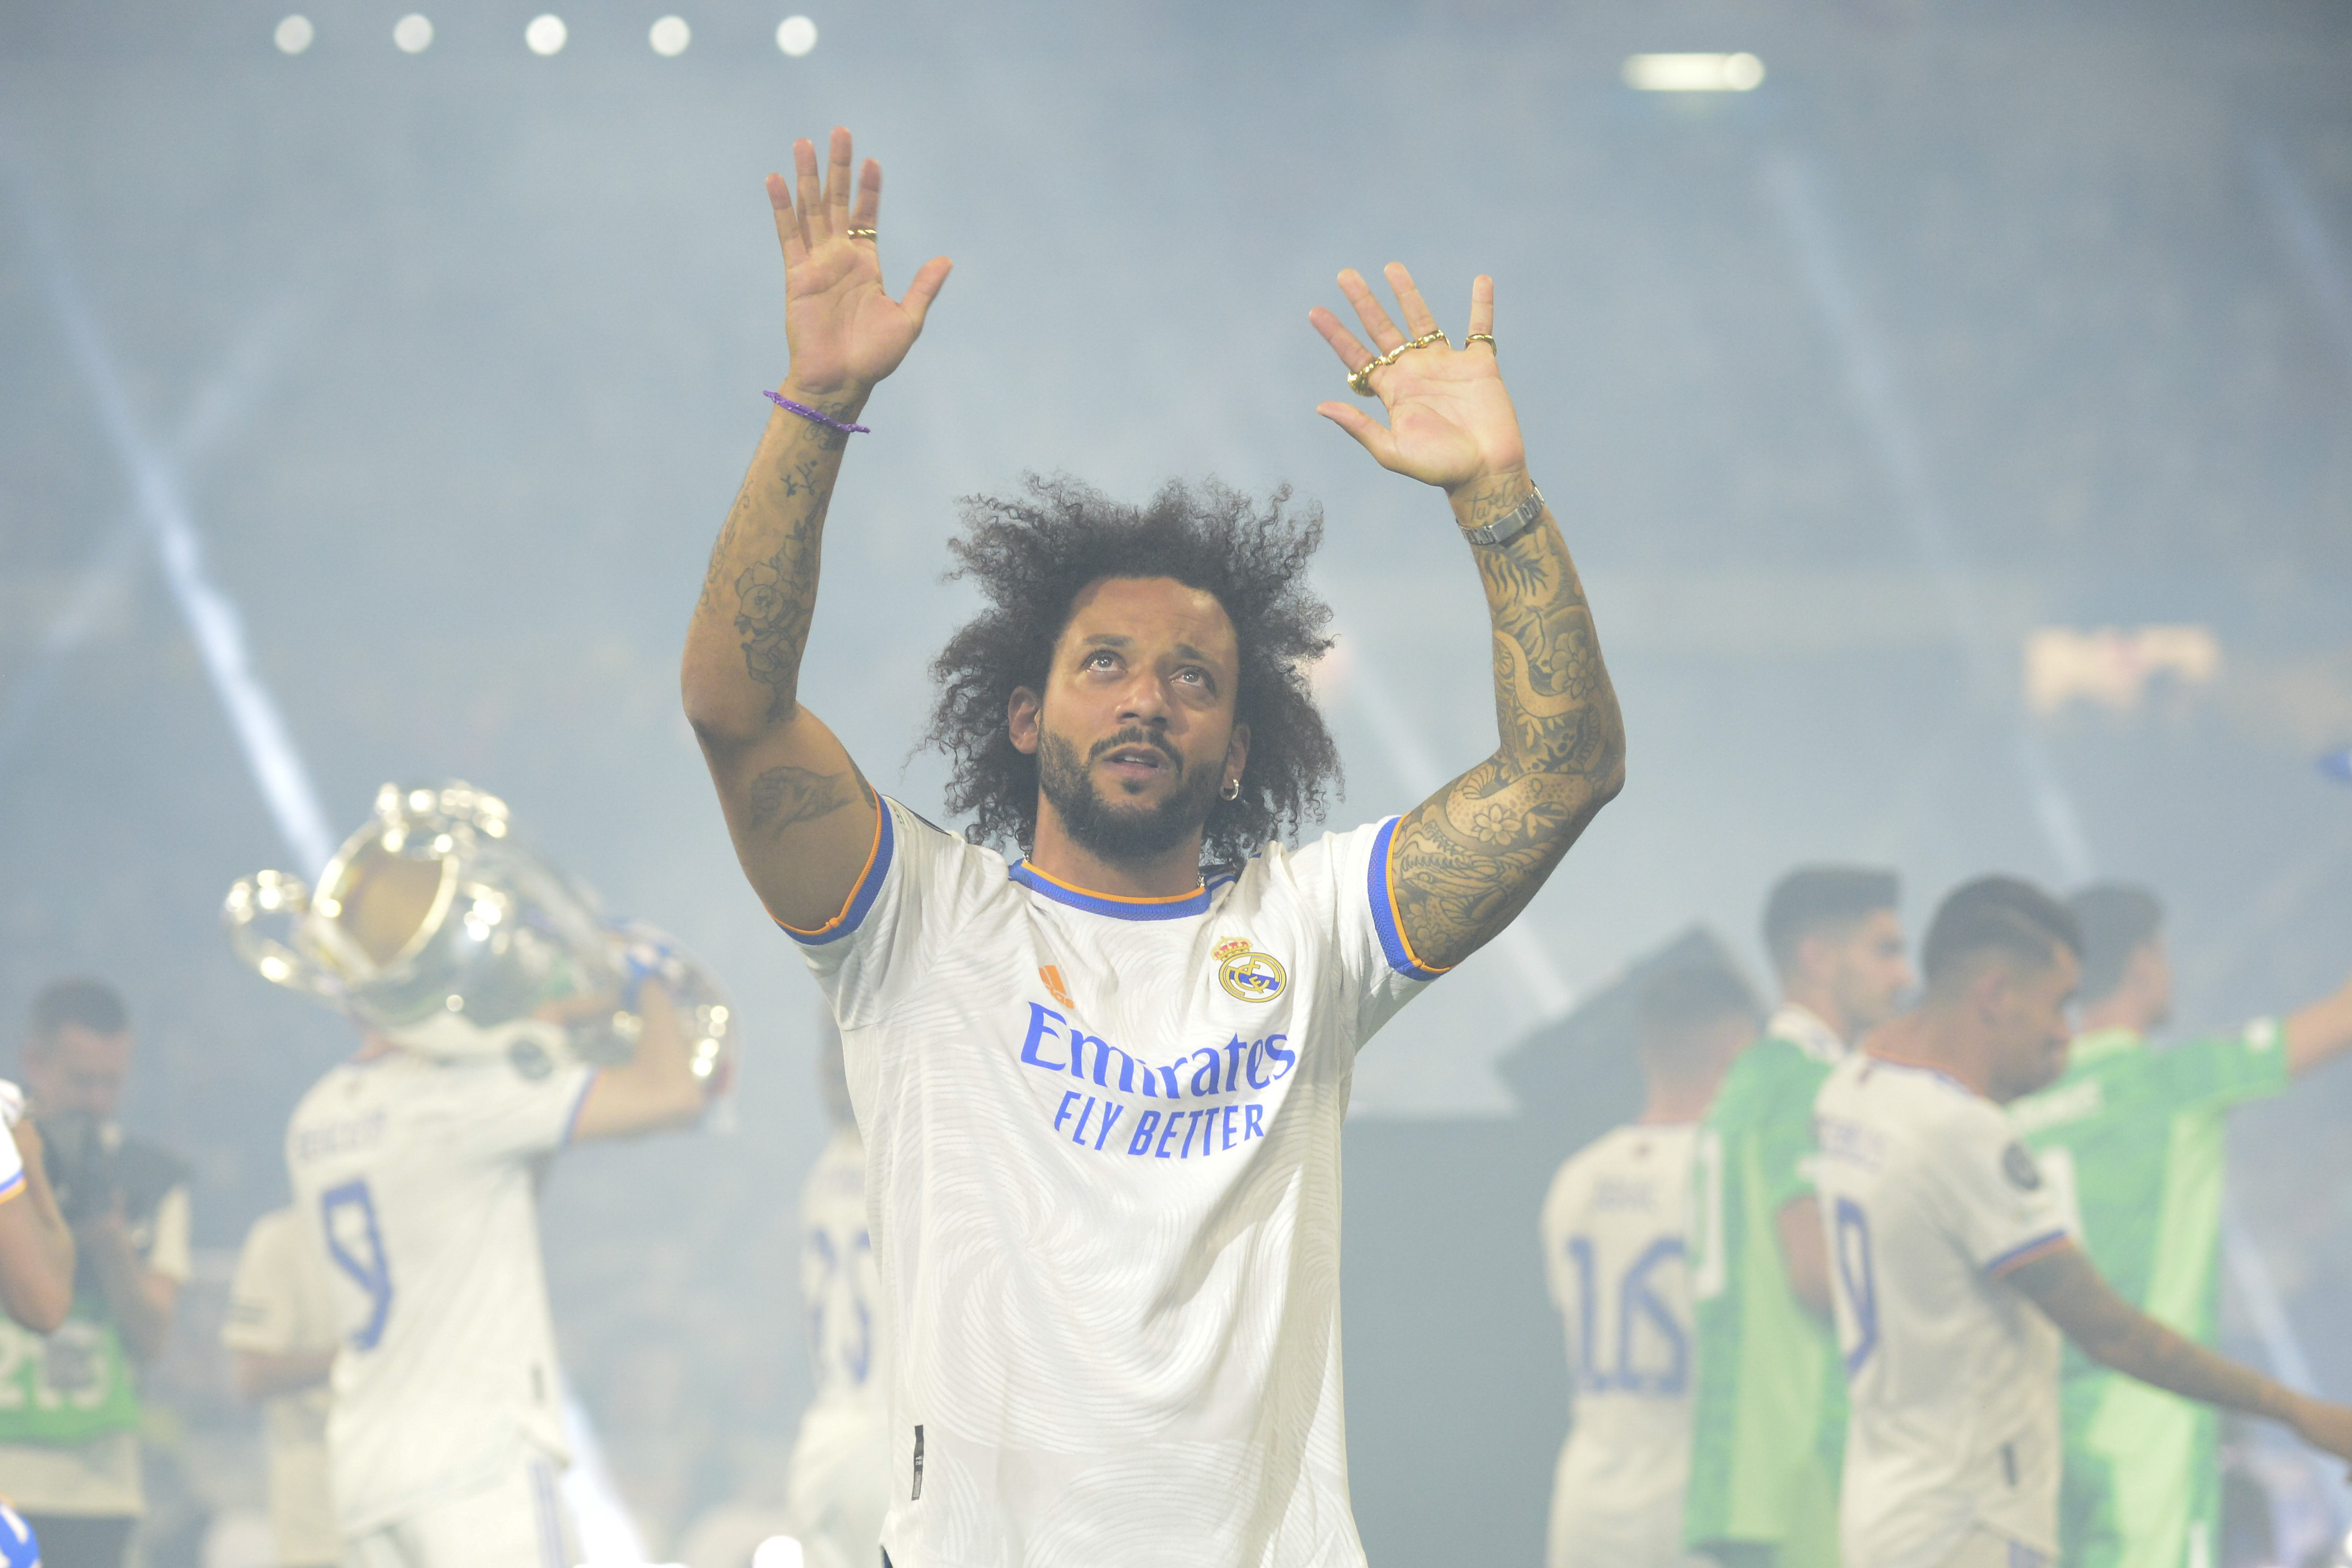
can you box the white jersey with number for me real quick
[223,1206,343,1565]
[783,799,1440,1568]
[1538,1122,1710,1568]
[787,1125,892,1568]
[284,1050,595,1535]
[1813,1054,2074,1568]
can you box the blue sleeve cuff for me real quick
[560,1069,600,1148]
[1367,816,1450,982]
[777,797,896,947]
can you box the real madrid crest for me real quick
[1214,936,1287,1004]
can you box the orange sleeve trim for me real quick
[773,797,887,939]
[1988,1231,2072,1278]
[1377,816,1454,979]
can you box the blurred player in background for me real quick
[1686,867,1911,1568]
[285,978,715,1568]
[783,1025,890,1568]
[0,979,190,1568]
[1542,962,1758,1568]
[0,1080,75,1335]
[223,1204,341,1568]
[0,1041,76,1568]
[2010,883,2352,1568]
[1816,876,2352,1568]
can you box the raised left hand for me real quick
[1309,265,1525,492]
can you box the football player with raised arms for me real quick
[1541,961,1758,1568]
[1813,877,2352,1568]
[682,128,1625,1566]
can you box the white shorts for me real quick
[1936,1527,2049,1568]
[343,1457,576,1568]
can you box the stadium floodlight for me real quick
[1622,52,1764,92]
[274,14,314,53]
[649,14,690,55]
[776,14,817,55]
[525,14,566,54]
[393,13,433,51]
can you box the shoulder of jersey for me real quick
[1554,1122,1658,1183]
[890,797,954,841]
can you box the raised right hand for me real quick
[770,127,952,397]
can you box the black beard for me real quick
[1035,729,1220,867]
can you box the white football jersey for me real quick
[284,1049,594,1534]
[1813,1053,2074,1568]
[1538,1122,1711,1568]
[0,1082,23,1201]
[788,1125,892,1568]
[783,800,1439,1568]
[223,1206,342,1566]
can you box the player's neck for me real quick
[1027,807,1208,900]
[1775,984,1850,1046]
[2074,995,2150,1038]
[1867,1011,1992,1099]
[1640,1073,1717,1123]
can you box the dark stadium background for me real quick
[3,0,2350,1561]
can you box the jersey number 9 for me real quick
[323,1180,395,1352]
[1831,1197,1878,1377]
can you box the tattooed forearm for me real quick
[1390,472,1625,970]
[683,392,866,744]
[746,763,875,837]
[728,452,826,719]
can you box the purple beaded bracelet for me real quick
[765,389,871,435]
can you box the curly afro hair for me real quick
[926,474,1342,871]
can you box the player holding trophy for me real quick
[225,781,733,1568]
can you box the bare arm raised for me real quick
[682,128,952,930]
[1310,267,1626,971]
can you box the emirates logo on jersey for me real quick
[1214,937,1287,1004]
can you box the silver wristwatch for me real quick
[1460,484,1545,547]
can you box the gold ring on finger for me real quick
[1347,330,1449,396]
[846,228,878,240]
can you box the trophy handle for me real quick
[607,919,736,1102]
[223,871,343,1004]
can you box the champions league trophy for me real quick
[223,780,734,1090]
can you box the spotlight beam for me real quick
[6,168,337,875]
[1764,150,2097,886]
[0,296,311,787]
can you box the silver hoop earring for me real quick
[1221,777,1241,802]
